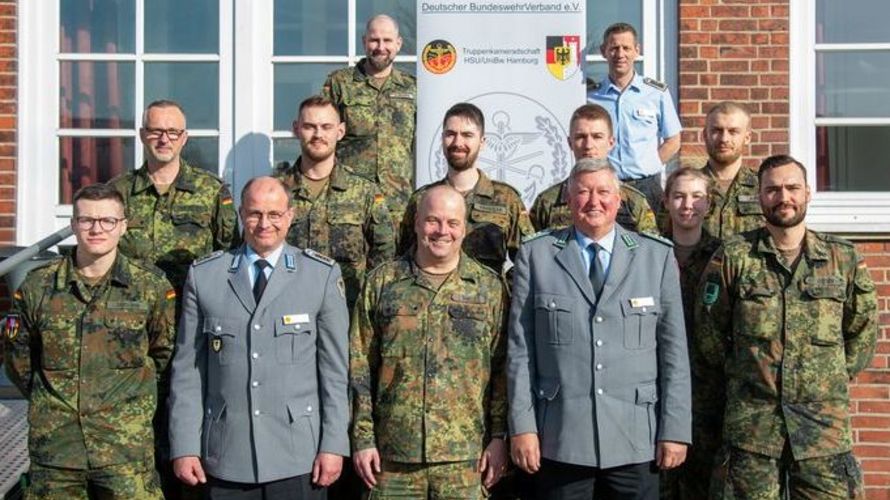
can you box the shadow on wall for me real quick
[223,132,273,216]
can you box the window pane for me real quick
[60,62,136,129]
[60,0,135,53]
[145,62,219,129]
[816,51,890,118]
[816,126,890,191]
[182,137,219,173]
[144,0,218,53]
[587,1,643,54]
[816,0,890,44]
[273,138,300,167]
[355,2,417,56]
[273,63,341,131]
[59,137,135,204]
[274,0,348,56]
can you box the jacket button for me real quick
[595,339,603,347]
[596,388,603,395]
[254,324,261,330]
[549,301,556,308]
[595,364,603,371]
[306,405,312,413]
[215,326,222,332]
[252,352,259,359]
[595,316,603,323]
[539,389,544,396]
[253,409,260,416]
[251,381,259,388]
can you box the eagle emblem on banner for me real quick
[546,35,581,81]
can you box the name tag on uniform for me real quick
[635,107,656,119]
[283,314,310,325]
[390,92,415,99]
[737,194,758,203]
[630,297,655,308]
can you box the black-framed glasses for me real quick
[141,127,185,140]
[73,216,126,232]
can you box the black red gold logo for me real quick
[422,39,457,74]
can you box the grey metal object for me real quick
[0,400,28,497]
[0,226,71,291]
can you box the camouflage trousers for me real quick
[27,461,163,500]
[367,460,486,499]
[713,447,864,499]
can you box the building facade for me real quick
[2,0,889,496]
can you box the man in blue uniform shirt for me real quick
[588,22,682,211]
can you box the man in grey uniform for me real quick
[508,158,691,499]
[168,176,350,499]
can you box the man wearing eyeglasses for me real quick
[4,183,176,499]
[108,99,239,498]
[169,177,350,499]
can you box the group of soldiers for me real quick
[0,13,878,500]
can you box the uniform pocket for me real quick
[621,301,660,349]
[534,378,560,432]
[203,318,239,366]
[535,294,575,345]
[203,401,227,461]
[633,383,658,450]
[328,211,365,263]
[274,320,314,365]
[104,306,149,369]
[287,399,319,454]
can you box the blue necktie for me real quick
[253,260,270,302]
[588,243,605,299]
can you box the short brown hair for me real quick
[758,154,807,184]
[705,101,751,127]
[443,102,484,135]
[74,183,125,214]
[601,23,638,45]
[298,95,341,121]
[142,99,186,127]
[569,104,613,136]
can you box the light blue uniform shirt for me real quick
[587,72,682,180]
[244,244,284,288]
[574,225,616,281]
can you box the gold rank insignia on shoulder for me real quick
[211,337,223,352]
[3,314,20,340]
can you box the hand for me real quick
[656,441,688,470]
[353,447,381,489]
[312,452,343,487]
[478,438,509,489]
[510,433,541,474]
[172,456,207,486]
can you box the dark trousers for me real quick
[535,459,659,500]
[206,474,325,500]
[624,174,664,216]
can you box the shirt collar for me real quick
[132,160,198,195]
[574,225,616,255]
[243,243,285,269]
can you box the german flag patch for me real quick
[373,193,385,204]
[13,290,22,301]
[221,195,233,206]
[165,289,177,301]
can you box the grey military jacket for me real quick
[168,244,350,483]
[507,226,691,468]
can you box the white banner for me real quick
[416,0,586,206]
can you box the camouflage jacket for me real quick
[702,163,765,239]
[398,171,535,274]
[322,59,416,219]
[108,160,239,292]
[273,159,396,309]
[350,253,508,463]
[672,230,722,335]
[693,228,876,460]
[530,178,658,234]
[3,253,176,468]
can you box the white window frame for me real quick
[17,0,233,245]
[789,0,890,234]
[19,0,672,245]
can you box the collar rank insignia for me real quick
[621,234,639,249]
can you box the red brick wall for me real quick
[0,0,14,249]
[678,1,890,497]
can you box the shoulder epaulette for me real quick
[522,229,553,243]
[303,248,335,266]
[491,179,525,200]
[637,231,674,247]
[272,160,292,176]
[586,77,601,91]
[193,250,225,266]
[643,77,668,92]
[816,232,854,248]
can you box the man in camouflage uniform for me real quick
[351,185,509,497]
[659,167,720,500]
[700,101,765,239]
[322,14,416,224]
[531,103,658,234]
[694,155,876,499]
[107,99,238,499]
[399,102,534,276]
[274,95,395,311]
[3,184,176,499]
